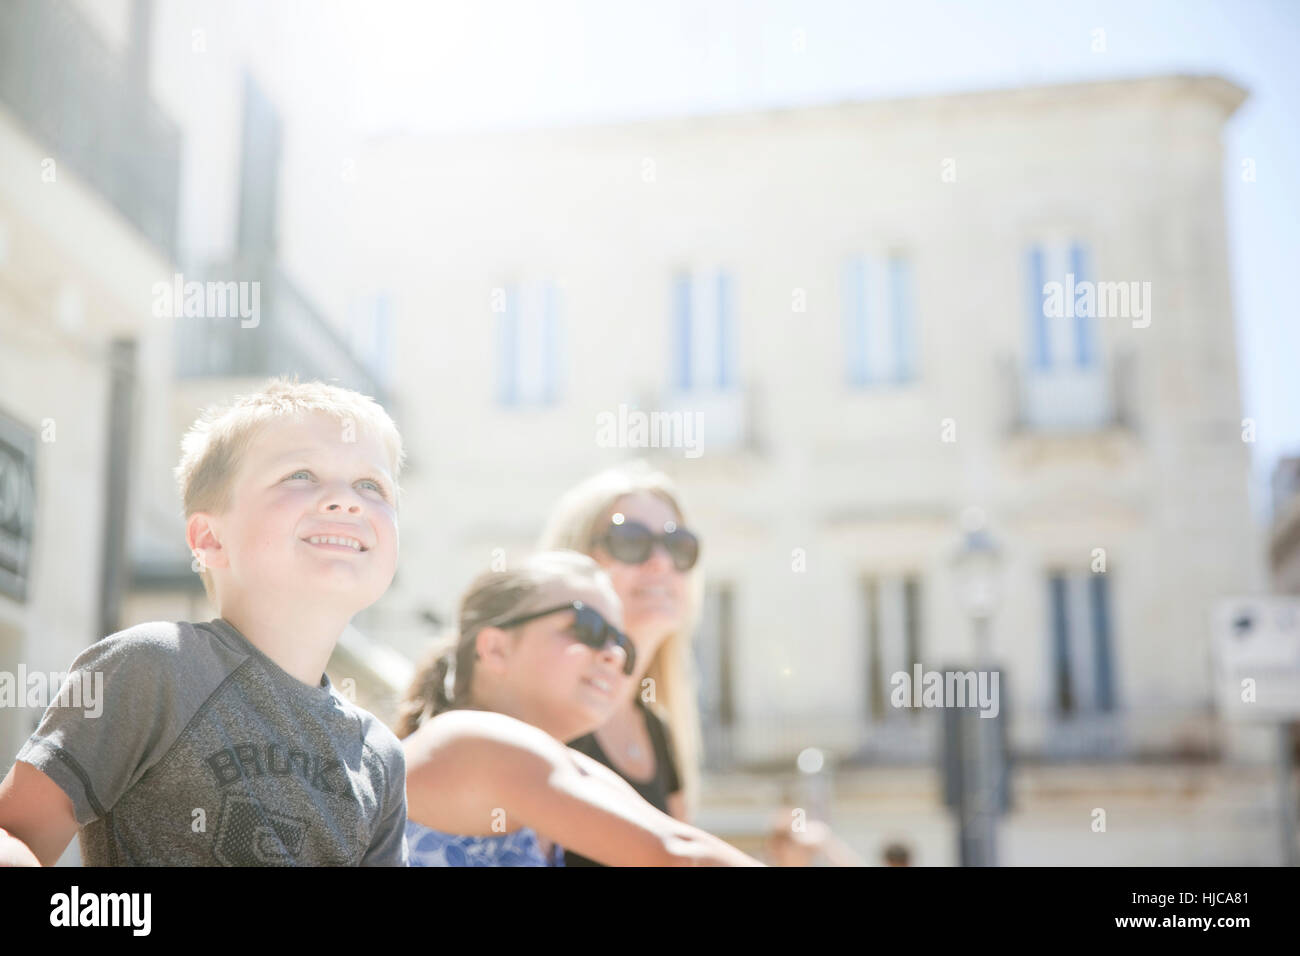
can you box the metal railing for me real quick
[639,381,762,458]
[700,705,1221,771]
[173,258,390,406]
[1011,706,1221,763]
[999,350,1138,435]
[701,711,940,772]
[0,0,180,257]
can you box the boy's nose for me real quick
[321,486,363,513]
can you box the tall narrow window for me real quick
[1026,239,1095,372]
[903,577,921,679]
[350,292,392,388]
[672,269,737,392]
[496,289,519,406]
[695,583,735,727]
[1089,573,1115,711]
[843,253,916,386]
[1048,569,1116,715]
[864,574,924,721]
[1050,573,1073,713]
[496,280,561,406]
[865,578,883,721]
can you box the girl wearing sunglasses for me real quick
[397,551,759,866]
[539,464,702,866]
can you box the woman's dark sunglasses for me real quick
[599,519,700,572]
[495,601,636,675]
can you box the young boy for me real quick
[0,379,409,866]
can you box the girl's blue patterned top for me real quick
[405,819,565,867]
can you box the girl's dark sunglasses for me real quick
[495,601,636,675]
[600,520,700,572]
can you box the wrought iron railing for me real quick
[173,258,390,406]
[999,350,1138,435]
[700,705,1221,771]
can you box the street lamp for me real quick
[796,747,830,829]
[953,508,1002,641]
[946,507,1007,867]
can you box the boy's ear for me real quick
[186,512,229,572]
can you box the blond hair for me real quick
[538,462,703,814]
[394,550,615,740]
[174,377,405,601]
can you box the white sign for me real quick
[1213,598,1300,721]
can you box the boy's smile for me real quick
[302,535,367,552]
[300,524,373,552]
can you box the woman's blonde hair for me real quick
[537,462,703,814]
[394,550,613,740]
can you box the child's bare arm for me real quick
[0,827,41,866]
[558,749,757,865]
[405,711,762,866]
[0,761,79,867]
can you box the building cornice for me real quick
[368,73,1249,146]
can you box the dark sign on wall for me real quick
[0,409,36,603]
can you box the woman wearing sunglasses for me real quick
[539,464,703,866]
[397,551,758,866]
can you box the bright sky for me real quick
[318,0,1300,519]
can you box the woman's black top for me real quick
[563,699,682,867]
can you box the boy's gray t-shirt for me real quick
[15,618,408,866]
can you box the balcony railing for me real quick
[1000,351,1137,435]
[701,706,1220,772]
[644,383,759,459]
[1012,707,1220,762]
[174,259,390,406]
[701,712,940,772]
[0,0,180,258]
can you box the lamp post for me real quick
[797,747,830,826]
[949,508,1006,867]
[954,519,1001,661]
